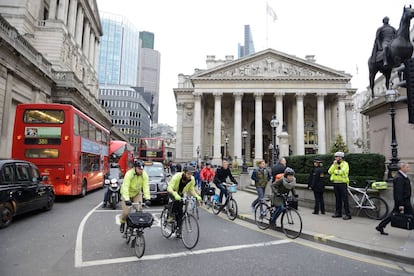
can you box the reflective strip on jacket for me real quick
[120,168,150,201]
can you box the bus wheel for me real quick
[80,180,87,197]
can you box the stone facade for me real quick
[0,0,125,158]
[174,49,356,165]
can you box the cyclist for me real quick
[213,160,238,205]
[167,166,202,238]
[270,167,298,222]
[119,159,151,233]
[200,161,215,199]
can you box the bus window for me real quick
[24,110,64,124]
[74,114,79,135]
[80,118,88,138]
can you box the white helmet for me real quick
[334,151,345,158]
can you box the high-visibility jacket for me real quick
[120,168,150,201]
[328,160,349,184]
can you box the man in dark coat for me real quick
[308,158,325,215]
[376,162,412,235]
[271,158,286,182]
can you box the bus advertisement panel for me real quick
[12,103,109,196]
[137,138,165,162]
[109,140,134,175]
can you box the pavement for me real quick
[231,188,414,265]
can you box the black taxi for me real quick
[0,159,55,228]
[143,161,168,204]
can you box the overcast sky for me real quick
[96,0,414,129]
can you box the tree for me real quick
[330,134,349,153]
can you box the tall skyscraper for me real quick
[238,25,255,58]
[138,31,161,123]
[98,13,139,86]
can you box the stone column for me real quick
[67,0,78,36]
[75,7,84,46]
[274,92,284,145]
[89,32,95,64]
[213,92,223,165]
[317,93,327,154]
[82,22,90,58]
[296,92,305,155]
[57,0,68,24]
[254,92,263,161]
[175,103,184,160]
[94,40,99,69]
[0,71,13,158]
[233,92,243,164]
[193,92,202,159]
[338,93,347,141]
[48,0,57,20]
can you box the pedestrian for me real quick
[328,152,351,220]
[376,162,413,235]
[250,160,271,213]
[308,158,325,215]
[271,157,286,182]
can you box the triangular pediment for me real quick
[193,48,350,80]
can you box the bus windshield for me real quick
[23,109,64,124]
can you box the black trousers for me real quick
[333,183,350,216]
[378,204,413,229]
[313,191,325,214]
[169,194,183,229]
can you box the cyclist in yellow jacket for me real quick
[119,159,151,233]
[167,166,201,237]
[328,152,351,220]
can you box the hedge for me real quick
[286,153,386,187]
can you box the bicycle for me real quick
[160,196,200,249]
[202,181,216,210]
[348,180,389,220]
[212,182,238,221]
[122,202,154,258]
[254,194,302,239]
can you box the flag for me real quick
[266,2,277,22]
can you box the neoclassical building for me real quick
[174,49,356,165]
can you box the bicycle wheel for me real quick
[134,232,145,258]
[281,207,302,239]
[160,208,173,238]
[363,196,389,220]
[181,214,199,249]
[226,198,238,220]
[254,202,271,230]
[212,198,221,215]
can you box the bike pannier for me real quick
[391,213,414,230]
[287,197,298,210]
[203,187,216,196]
[127,212,154,228]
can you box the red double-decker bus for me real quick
[12,103,110,196]
[109,140,134,175]
[137,137,165,162]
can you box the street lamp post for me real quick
[242,128,248,173]
[385,89,400,180]
[224,135,229,160]
[270,114,280,166]
[268,143,274,166]
[196,146,200,166]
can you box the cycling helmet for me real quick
[206,161,211,166]
[133,159,144,169]
[183,165,196,174]
[284,167,295,176]
[334,151,345,158]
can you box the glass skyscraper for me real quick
[238,25,255,58]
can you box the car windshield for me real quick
[144,166,164,178]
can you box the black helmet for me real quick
[206,161,211,166]
[183,166,196,174]
[133,159,144,169]
[284,167,295,176]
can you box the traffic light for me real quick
[404,58,414,124]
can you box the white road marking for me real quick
[79,239,291,268]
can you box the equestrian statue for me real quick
[368,6,414,98]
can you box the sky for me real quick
[96,0,414,129]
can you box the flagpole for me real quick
[266,3,269,48]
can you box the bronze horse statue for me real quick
[369,6,414,98]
